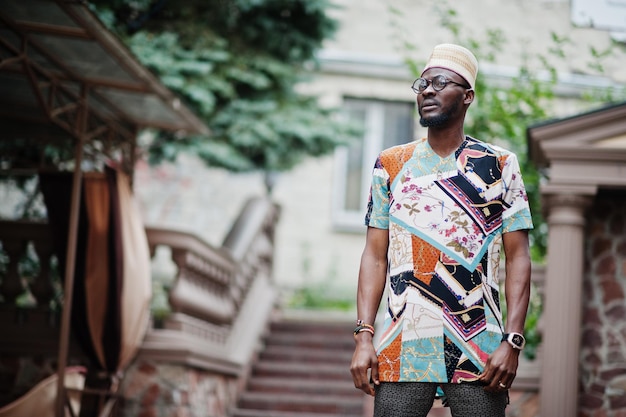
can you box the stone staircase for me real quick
[231,312,366,417]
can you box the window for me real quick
[332,98,415,231]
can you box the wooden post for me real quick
[55,85,88,417]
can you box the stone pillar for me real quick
[540,193,593,417]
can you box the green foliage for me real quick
[89,0,359,173]
[522,288,543,360]
[0,136,76,180]
[286,284,355,311]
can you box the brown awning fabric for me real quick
[40,168,152,375]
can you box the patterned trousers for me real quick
[373,382,508,417]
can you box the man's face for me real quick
[417,68,470,128]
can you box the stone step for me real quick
[269,320,355,335]
[246,376,360,397]
[251,361,353,381]
[236,392,364,415]
[264,332,355,350]
[234,314,362,416]
[259,344,354,364]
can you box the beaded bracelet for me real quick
[354,326,375,337]
[354,320,375,336]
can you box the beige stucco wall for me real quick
[134,0,626,303]
[323,0,625,83]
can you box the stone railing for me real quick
[0,220,57,307]
[0,196,281,411]
[0,219,73,405]
[139,196,281,373]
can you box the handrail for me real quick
[144,196,279,326]
[145,227,237,324]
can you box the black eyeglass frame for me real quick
[411,75,470,94]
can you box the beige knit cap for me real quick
[421,43,478,89]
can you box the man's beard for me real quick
[419,101,459,127]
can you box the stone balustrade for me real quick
[139,197,281,370]
[146,226,237,325]
[0,197,278,312]
[0,196,281,412]
[0,220,57,307]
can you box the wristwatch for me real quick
[502,332,526,350]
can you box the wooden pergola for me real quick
[0,1,208,415]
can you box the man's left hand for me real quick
[478,342,520,392]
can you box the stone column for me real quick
[540,192,593,417]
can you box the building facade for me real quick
[136,0,625,298]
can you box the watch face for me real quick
[512,334,523,347]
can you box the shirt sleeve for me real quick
[364,155,390,229]
[500,152,534,233]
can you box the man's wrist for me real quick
[354,321,375,336]
[354,331,374,341]
[501,332,526,350]
[354,320,375,342]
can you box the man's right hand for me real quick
[350,334,380,396]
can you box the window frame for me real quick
[332,97,415,232]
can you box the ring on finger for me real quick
[498,381,506,389]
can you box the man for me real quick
[350,44,533,417]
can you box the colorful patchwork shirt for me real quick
[365,136,533,383]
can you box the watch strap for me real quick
[502,332,525,349]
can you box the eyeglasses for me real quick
[411,75,469,94]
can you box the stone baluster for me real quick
[144,226,238,326]
[30,237,56,305]
[1,239,26,303]
[0,221,58,307]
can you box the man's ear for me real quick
[464,89,475,105]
